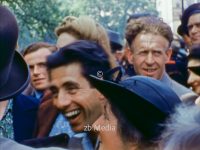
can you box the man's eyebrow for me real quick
[49,85,59,96]
[49,85,57,91]
[62,81,80,88]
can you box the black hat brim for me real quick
[0,51,29,100]
[111,42,123,52]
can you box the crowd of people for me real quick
[0,2,200,150]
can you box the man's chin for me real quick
[192,39,200,45]
[35,85,49,91]
[144,74,161,80]
[142,73,155,78]
[71,125,84,133]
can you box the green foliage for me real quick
[0,0,157,50]
[0,0,68,50]
[68,0,158,39]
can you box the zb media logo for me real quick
[84,124,115,132]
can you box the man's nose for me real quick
[54,90,72,110]
[190,25,199,34]
[187,72,196,86]
[145,53,155,65]
[33,65,40,75]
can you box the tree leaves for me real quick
[1,0,157,50]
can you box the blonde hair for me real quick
[55,16,117,68]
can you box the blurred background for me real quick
[1,0,199,51]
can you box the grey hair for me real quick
[159,103,200,150]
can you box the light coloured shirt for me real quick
[49,114,94,150]
[49,113,74,137]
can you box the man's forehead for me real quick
[134,32,168,42]
[50,73,81,88]
[132,33,169,49]
[49,63,84,84]
[25,48,51,61]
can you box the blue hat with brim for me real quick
[88,75,181,140]
[107,29,123,52]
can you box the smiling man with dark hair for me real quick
[46,40,113,149]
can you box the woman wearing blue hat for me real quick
[89,75,181,150]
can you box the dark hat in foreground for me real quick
[107,29,123,52]
[89,75,181,140]
[0,6,29,101]
[179,3,200,35]
[187,45,200,76]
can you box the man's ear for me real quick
[165,48,172,61]
[127,47,134,64]
[96,90,106,102]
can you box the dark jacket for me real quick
[13,94,39,142]
[0,137,66,150]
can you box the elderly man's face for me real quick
[49,62,103,132]
[187,59,200,95]
[128,33,171,80]
[188,13,200,44]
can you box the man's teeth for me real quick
[145,69,155,72]
[66,110,80,118]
